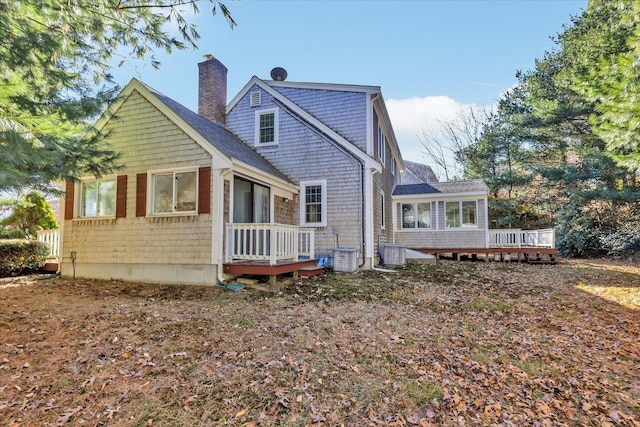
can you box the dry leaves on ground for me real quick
[0,258,638,426]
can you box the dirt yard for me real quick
[1,259,638,426]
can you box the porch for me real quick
[410,228,557,264]
[224,223,322,287]
[488,228,555,249]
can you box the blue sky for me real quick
[110,0,587,170]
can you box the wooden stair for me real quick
[298,265,324,277]
[525,251,557,265]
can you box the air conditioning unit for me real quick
[383,244,406,266]
[333,248,359,272]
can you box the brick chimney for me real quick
[198,54,228,124]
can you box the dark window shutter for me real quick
[136,173,147,217]
[198,166,211,214]
[116,175,127,218]
[64,181,75,220]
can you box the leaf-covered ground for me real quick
[1,259,638,426]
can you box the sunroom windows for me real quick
[446,200,477,228]
[401,202,431,229]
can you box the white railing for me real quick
[298,228,315,260]
[489,228,555,248]
[37,229,60,259]
[225,223,315,265]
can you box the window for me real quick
[152,170,197,214]
[81,178,116,217]
[255,108,279,146]
[391,158,396,176]
[461,201,477,227]
[380,192,386,229]
[417,203,431,228]
[401,202,431,229]
[446,200,477,228]
[377,125,386,165]
[300,180,327,227]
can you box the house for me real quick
[401,160,438,184]
[58,55,497,285]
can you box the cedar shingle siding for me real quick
[62,90,214,266]
[227,85,368,255]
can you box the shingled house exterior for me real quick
[58,56,492,284]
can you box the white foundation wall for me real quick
[60,262,218,285]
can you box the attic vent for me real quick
[250,91,261,107]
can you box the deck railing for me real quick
[37,229,60,259]
[225,223,315,265]
[489,228,555,249]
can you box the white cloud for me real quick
[386,96,488,179]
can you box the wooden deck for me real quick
[223,259,323,288]
[410,247,557,264]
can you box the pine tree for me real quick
[0,0,235,192]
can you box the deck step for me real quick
[42,262,59,272]
[298,266,324,277]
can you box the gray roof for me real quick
[143,83,292,184]
[401,161,438,184]
[393,179,489,196]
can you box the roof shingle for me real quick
[143,83,292,184]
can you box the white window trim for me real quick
[377,125,386,166]
[445,200,479,228]
[254,108,279,147]
[78,176,117,219]
[391,158,396,176]
[399,201,433,230]
[148,167,198,216]
[300,179,327,227]
[380,191,386,230]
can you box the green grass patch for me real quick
[406,381,443,406]
[463,298,512,313]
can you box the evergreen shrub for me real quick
[0,239,50,276]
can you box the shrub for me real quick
[0,239,50,276]
[600,221,640,257]
[556,222,603,257]
[0,228,27,239]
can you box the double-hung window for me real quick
[152,170,197,214]
[446,200,477,228]
[81,178,116,217]
[300,180,327,227]
[401,202,431,229]
[255,108,279,146]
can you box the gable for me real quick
[227,77,381,172]
[102,89,214,172]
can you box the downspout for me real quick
[272,98,367,267]
[217,168,232,284]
